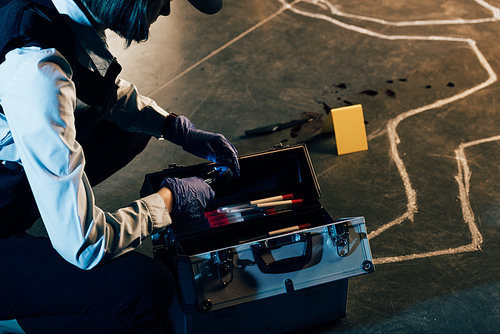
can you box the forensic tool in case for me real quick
[216,193,294,212]
[141,143,374,334]
[197,164,233,189]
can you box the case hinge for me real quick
[273,143,289,150]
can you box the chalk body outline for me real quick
[281,0,498,264]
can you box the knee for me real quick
[114,255,175,331]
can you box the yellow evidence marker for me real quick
[321,104,368,155]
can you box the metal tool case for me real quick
[141,144,374,334]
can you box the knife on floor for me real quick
[245,117,315,136]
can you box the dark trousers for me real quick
[0,120,175,333]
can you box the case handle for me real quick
[251,232,312,274]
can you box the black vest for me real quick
[0,0,121,237]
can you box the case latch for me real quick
[328,222,350,257]
[210,249,234,286]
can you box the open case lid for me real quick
[141,143,321,200]
[219,143,321,199]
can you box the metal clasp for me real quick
[328,222,350,257]
[210,249,234,286]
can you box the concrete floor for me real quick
[33,0,500,333]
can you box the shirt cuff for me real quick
[160,112,178,140]
[142,105,170,138]
[141,193,172,233]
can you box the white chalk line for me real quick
[462,133,500,148]
[310,0,500,26]
[147,0,301,98]
[284,0,499,264]
[376,135,499,265]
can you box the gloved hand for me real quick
[160,177,215,219]
[164,116,240,177]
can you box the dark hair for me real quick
[80,0,155,46]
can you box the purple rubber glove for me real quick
[160,177,215,218]
[164,116,240,177]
